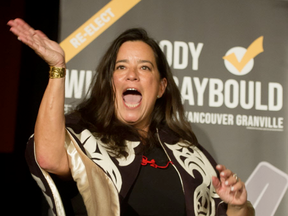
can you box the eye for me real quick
[116,65,126,70]
[141,65,151,71]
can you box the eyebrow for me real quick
[115,59,155,68]
[139,60,155,68]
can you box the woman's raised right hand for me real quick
[7,18,65,68]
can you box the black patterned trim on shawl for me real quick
[25,136,62,216]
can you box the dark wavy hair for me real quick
[73,28,198,157]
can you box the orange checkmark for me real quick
[223,36,264,72]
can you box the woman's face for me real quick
[113,41,167,132]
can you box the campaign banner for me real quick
[59,0,288,215]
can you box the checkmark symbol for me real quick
[223,36,264,72]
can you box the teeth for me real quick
[126,88,137,91]
[125,103,140,108]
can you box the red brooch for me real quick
[141,156,173,169]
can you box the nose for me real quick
[126,67,139,81]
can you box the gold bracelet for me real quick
[49,66,66,79]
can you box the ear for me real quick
[158,78,167,98]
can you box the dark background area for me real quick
[1,0,60,214]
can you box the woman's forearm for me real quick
[34,76,69,177]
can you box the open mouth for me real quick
[122,88,142,108]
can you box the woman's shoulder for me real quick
[159,124,219,168]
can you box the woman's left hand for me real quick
[212,164,247,207]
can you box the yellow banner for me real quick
[60,0,141,62]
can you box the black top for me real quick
[122,146,186,216]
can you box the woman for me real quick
[8,18,254,216]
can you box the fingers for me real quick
[8,18,35,37]
[212,176,221,190]
[231,180,245,194]
[214,164,248,207]
[216,164,243,191]
[16,18,35,35]
[8,18,46,45]
[8,19,45,51]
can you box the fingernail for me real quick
[17,37,21,41]
[221,172,225,176]
[225,181,229,186]
[231,186,234,191]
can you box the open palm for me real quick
[8,18,65,68]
